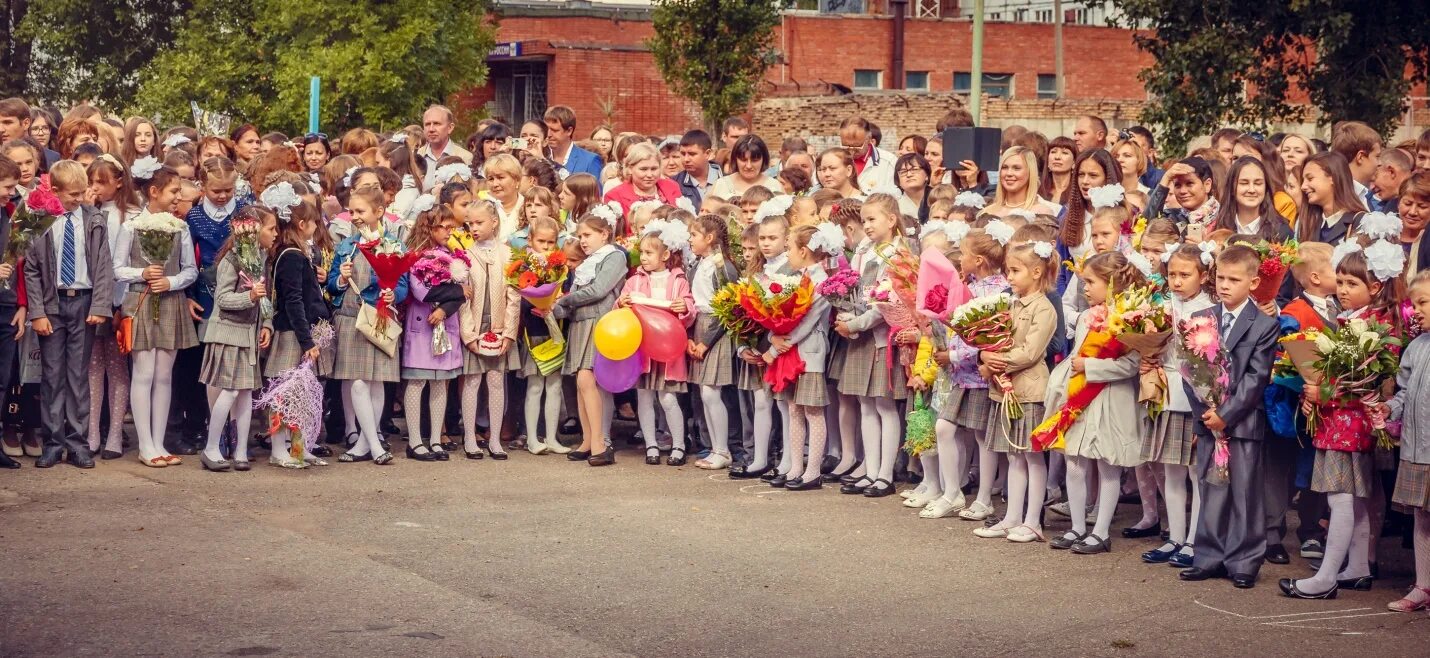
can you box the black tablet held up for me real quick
[942,127,1003,172]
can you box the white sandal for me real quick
[919,496,965,519]
[958,500,994,521]
[696,451,732,470]
[973,524,1010,538]
[1007,525,1046,543]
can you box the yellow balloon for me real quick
[593,308,643,360]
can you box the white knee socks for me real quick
[699,385,729,457]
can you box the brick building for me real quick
[469,0,1151,138]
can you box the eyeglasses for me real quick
[897,167,924,176]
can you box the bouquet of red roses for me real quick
[3,174,63,290]
[1235,239,1300,305]
[357,237,420,334]
[735,274,815,392]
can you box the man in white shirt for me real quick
[839,116,896,194]
[418,105,473,190]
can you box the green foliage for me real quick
[134,0,495,133]
[1111,0,1430,155]
[19,0,192,111]
[648,0,782,132]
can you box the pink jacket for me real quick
[620,267,696,382]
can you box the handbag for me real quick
[527,334,566,376]
[355,301,402,357]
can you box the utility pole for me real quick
[971,0,984,123]
[1054,0,1064,97]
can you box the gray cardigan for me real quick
[553,249,626,323]
[22,204,113,320]
[202,253,271,348]
[1388,333,1430,465]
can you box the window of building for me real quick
[854,69,883,90]
[1037,74,1058,100]
[953,72,1013,98]
[905,71,930,92]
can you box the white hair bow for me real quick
[1088,184,1126,211]
[1126,250,1156,278]
[1198,240,1217,266]
[919,220,947,242]
[130,156,161,180]
[643,219,691,253]
[1331,240,1362,271]
[1358,211,1402,242]
[589,202,620,231]
[945,220,971,245]
[1030,241,1054,259]
[261,182,302,222]
[1362,239,1406,282]
[984,219,1014,246]
[810,222,845,256]
[410,194,436,216]
[754,195,794,224]
[342,166,359,189]
[162,134,191,149]
[953,191,986,210]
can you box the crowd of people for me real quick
[1,95,1430,611]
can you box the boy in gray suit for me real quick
[22,160,113,468]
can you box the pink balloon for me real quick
[593,351,643,393]
[631,305,686,363]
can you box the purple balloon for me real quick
[593,351,643,393]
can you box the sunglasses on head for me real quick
[303,132,328,143]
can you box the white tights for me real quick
[993,452,1049,532]
[933,419,975,505]
[823,387,842,461]
[699,385,729,457]
[525,373,563,445]
[774,401,792,475]
[344,379,386,458]
[461,373,506,454]
[748,389,776,471]
[1064,455,1122,544]
[404,381,448,449]
[787,404,827,483]
[638,389,685,454]
[131,348,177,461]
[202,388,253,462]
[1297,493,1370,594]
[1162,464,1202,546]
[857,396,901,484]
[973,443,1003,509]
[833,393,863,477]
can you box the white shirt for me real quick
[648,269,671,299]
[495,194,524,243]
[422,141,463,191]
[855,147,898,194]
[763,253,789,276]
[113,224,199,293]
[1222,298,1250,333]
[1235,216,1263,234]
[203,197,236,220]
[51,209,90,289]
[709,175,782,200]
[1303,291,1331,320]
[692,256,718,312]
[101,201,141,306]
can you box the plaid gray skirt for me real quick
[1392,461,1430,511]
[983,401,1045,454]
[638,361,688,394]
[200,343,262,391]
[735,357,764,391]
[689,315,734,387]
[264,329,335,378]
[1311,449,1375,497]
[563,317,598,375]
[939,386,994,430]
[125,290,199,352]
[825,335,847,382]
[463,343,519,375]
[330,314,400,382]
[1140,410,1198,466]
[773,372,830,407]
[837,339,907,400]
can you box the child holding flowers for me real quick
[401,204,469,462]
[457,197,520,460]
[197,206,277,471]
[688,214,743,470]
[1383,270,1430,612]
[115,203,198,468]
[772,223,840,489]
[328,187,411,465]
[948,226,1011,521]
[512,217,570,455]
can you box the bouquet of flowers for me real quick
[1277,328,1325,383]
[255,320,334,461]
[711,282,760,348]
[949,293,1024,427]
[1110,286,1174,417]
[1177,314,1232,485]
[357,236,420,334]
[126,211,189,321]
[816,265,863,338]
[735,274,815,392]
[506,245,570,340]
[411,248,472,356]
[2,174,64,289]
[1029,303,1134,452]
[1309,316,1403,451]
[230,213,271,319]
[1236,239,1301,305]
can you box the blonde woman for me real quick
[980,146,1060,219]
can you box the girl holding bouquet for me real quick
[775,224,839,489]
[264,194,334,469]
[516,218,570,455]
[730,215,789,480]
[114,204,199,468]
[1044,252,1147,554]
[458,197,520,460]
[950,228,1011,521]
[972,240,1058,542]
[1139,243,1215,567]
[1283,239,1402,598]
[833,194,913,498]
[1384,270,1430,612]
[401,205,467,462]
[618,220,696,466]
[550,210,627,466]
[328,187,409,465]
[198,206,277,471]
[689,214,742,470]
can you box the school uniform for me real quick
[938,275,1009,431]
[1389,333,1430,511]
[327,234,409,382]
[688,255,740,387]
[1308,308,1385,499]
[1185,300,1279,580]
[1264,293,1335,551]
[23,204,113,460]
[460,239,521,374]
[1142,293,1213,466]
[553,244,626,375]
[0,196,26,449]
[985,292,1056,453]
[838,240,911,401]
[1043,309,1141,465]
[401,255,464,381]
[621,268,695,393]
[114,222,200,352]
[200,253,272,390]
[769,264,831,408]
[266,247,334,377]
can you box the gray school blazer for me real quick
[22,204,114,321]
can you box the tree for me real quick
[0,0,33,98]
[648,0,782,132]
[1111,0,1430,155]
[18,0,192,110]
[135,0,496,133]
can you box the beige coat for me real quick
[989,292,1056,403]
[459,242,520,349]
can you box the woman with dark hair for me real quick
[895,152,932,222]
[230,123,262,169]
[1296,151,1368,245]
[1060,148,1123,255]
[470,121,512,177]
[299,132,332,173]
[1042,136,1078,205]
[1232,134,1299,223]
[29,108,59,152]
[709,134,781,198]
[1212,156,1294,243]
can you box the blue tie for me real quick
[1221,311,1234,335]
[60,213,76,287]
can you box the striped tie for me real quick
[60,213,76,287]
